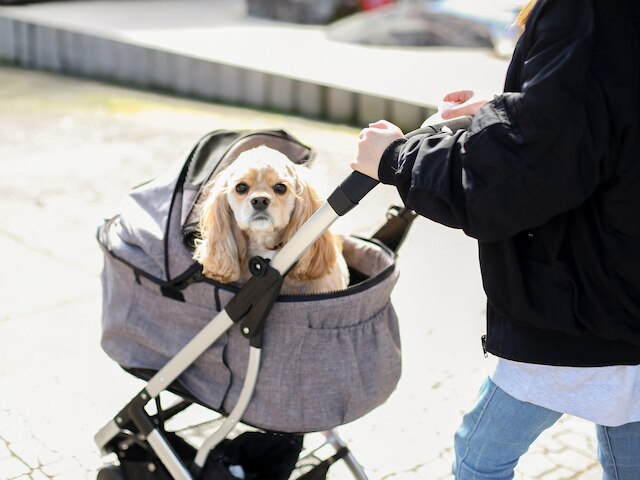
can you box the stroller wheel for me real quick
[97,465,125,480]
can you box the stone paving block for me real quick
[0,17,16,62]
[0,438,9,459]
[357,94,387,126]
[416,455,453,479]
[0,456,30,479]
[547,448,596,474]
[579,464,602,479]
[40,457,81,477]
[52,469,91,480]
[326,88,355,125]
[0,239,95,321]
[9,440,59,469]
[563,417,596,439]
[0,414,32,444]
[534,429,566,454]
[515,452,557,478]
[73,448,104,473]
[51,469,91,480]
[30,471,50,480]
[388,471,423,480]
[539,466,576,480]
[554,431,596,458]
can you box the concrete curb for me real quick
[0,15,434,130]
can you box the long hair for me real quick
[516,0,538,28]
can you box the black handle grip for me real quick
[340,171,380,203]
[327,171,380,216]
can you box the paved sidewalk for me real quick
[0,66,601,479]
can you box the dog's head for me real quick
[194,146,339,284]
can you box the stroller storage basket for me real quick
[98,129,402,433]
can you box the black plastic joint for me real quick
[116,389,155,436]
[249,256,270,277]
[224,259,284,348]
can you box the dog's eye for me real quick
[273,183,287,195]
[235,183,249,194]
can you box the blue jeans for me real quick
[453,377,640,480]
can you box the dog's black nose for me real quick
[251,196,271,211]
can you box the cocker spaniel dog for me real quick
[193,146,349,295]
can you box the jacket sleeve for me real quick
[378,0,605,243]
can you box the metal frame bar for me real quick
[147,429,193,480]
[194,346,262,467]
[324,430,369,480]
[271,203,339,274]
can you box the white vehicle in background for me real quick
[329,0,526,58]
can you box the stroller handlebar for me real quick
[327,171,380,216]
[328,117,473,217]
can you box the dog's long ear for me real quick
[193,179,247,284]
[283,177,338,281]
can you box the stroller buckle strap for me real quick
[225,259,284,348]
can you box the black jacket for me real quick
[378,0,640,366]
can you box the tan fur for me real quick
[193,179,248,284]
[193,146,349,294]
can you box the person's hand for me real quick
[353,120,404,180]
[440,90,488,119]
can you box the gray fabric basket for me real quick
[98,130,402,433]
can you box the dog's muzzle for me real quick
[251,196,271,211]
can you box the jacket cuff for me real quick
[378,138,407,185]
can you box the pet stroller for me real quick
[93,123,451,480]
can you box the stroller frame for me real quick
[95,172,387,480]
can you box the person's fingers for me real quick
[442,90,475,104]
[441,100,487,119]
[367,120,404,138]
[368,119,394,129]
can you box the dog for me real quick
[193,145,349,295]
